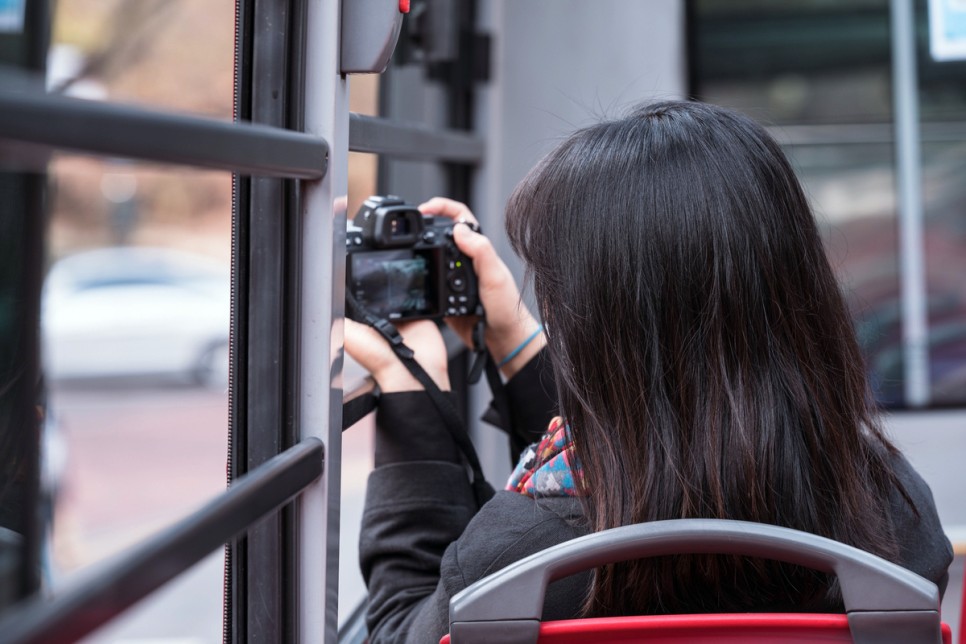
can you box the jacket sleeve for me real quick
[481,347,560,459]
[362,476,589,643]
[360,391,478,643]
[889,453,954,598]
[360,460,477,643]
[358,387,585,643]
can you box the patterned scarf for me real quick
[506,416,585,498]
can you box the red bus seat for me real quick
[442,614,952,643]
[443,519,948,644]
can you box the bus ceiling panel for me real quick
[0,438,324,644]
[349,112,484,163]
[0,72,328,179]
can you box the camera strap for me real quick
[345,293,495,508]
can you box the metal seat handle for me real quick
[448,519,942,644]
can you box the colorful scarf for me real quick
[506,416,585,498]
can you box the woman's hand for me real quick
[344,318,450,392]
[418,197,545,378]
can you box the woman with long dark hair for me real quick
[346,101,953,643]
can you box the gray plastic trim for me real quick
[340,0,404,74]
[448,519,942,644]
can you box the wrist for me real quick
[485,311,539,357]
[492,322,546,379]
[373,363,451,393]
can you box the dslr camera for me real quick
[346,195,481,321]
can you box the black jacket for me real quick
[359,350,953,644]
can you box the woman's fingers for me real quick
[419,195,543,375]
[452,223,511,293]
[418,197,479,227]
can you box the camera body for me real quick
[346,195,481,321]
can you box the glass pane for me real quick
[784,143,903,404]
[919,0,966,122]
[691,0,913,406]
[44,159,231,643]
[49,0,234,118]
[43,0,234,639]
[692,0,892,125]
[923,140,966,405]
[919,0,966,405]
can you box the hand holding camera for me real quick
[344,196,545,393]
[346,195,482,321]
[417,197,545,378]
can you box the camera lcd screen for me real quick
[350,249,436,318]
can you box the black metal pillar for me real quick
[0,0,49,614]
[229,0,307,641]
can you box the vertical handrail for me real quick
[299,0,348,642]
[890,0,930,407]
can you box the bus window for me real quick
[41,0,234,640]
[690,0,966,409]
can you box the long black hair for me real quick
[505,100,907,616]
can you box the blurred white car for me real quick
[42,247,230,387]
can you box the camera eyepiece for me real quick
[357,196,423,249]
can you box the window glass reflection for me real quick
[785,143,903,404]
[41,0,234,639]
[691,0,966,407]
[43,161,231,633]
[923,141,966,404]
[692,0,893,125]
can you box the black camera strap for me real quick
[345,293,495,508]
